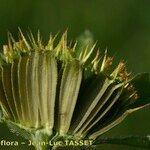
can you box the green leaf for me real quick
[93,135,150,149]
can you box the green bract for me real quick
[0,30,149,150]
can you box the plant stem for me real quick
[32,130,51,150]
[34,144,48,150]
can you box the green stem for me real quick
[32,130,51,150]
[34,144,48,150]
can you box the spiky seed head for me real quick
[0,30,141,150]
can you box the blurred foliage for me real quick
[0,0,150,150]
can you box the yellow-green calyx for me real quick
[0,30,140,150]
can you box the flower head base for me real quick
[0,30,148,150]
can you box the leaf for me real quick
[93,135,150,149]
[5,120,32,140]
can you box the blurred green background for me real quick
[0,0,150,149]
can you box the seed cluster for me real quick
[0,31,138,146]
